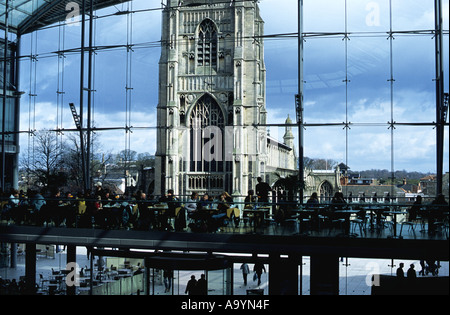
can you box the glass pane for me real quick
[393,126,437,173]
[392,36,436,123]
[339,258,449,295]
[303,126,346,171]
[208,269,225,295]
[391,0,435,31]
[348,125,393,172]
[304,0,346,33]
[347,36,391,124]
[347,0,391,32]
[304,37,347,123]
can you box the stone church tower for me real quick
[155,0,292,198]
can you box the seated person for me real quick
[189,193,212,223]
[244,190,257,209]
[408,195,422,221]
[209,192,231,231]
[158,189,180,230]
[306,192,319,207]
[198,193,213,210]
[331,192,346,211]
[185,192,199,218]
[428,194,448,235]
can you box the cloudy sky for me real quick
[18,0,449,173]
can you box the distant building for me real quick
[419,173,449,200]
[304,168,342,202]
[348,177,379,186]
[155,0,296,198]
[340,172,405,202]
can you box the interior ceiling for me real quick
[0,0,129,35]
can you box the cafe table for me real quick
[290,208,317,234]
[243,207,269,233]
[384,209,407,238]
[334,209,361,236]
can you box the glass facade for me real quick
[1,246,448,295]
[2,0,445,195]
[0,38,19,191]
[0,0,448,296]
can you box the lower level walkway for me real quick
[1,246,448,295]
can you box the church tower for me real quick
[155,0,269,197]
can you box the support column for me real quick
[268,254,299,295]
[66,245,77,295]
[25,243,36,295]
[0,243,8,267]
[310,254,339,295]
[10,242,17,268]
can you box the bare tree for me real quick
[303,157,338,170]
[20,130,67,191]
[64,131,113,191]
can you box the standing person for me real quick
[47,188,64,226]
[185,275,197,295]
[163,269,173,293]
[253,262,266,286]
[136,191,153,231]
[256,177,271,204]
[396,262,405,279]
[240,263,250,286]
[196,274,207,295]
[419,260,426,276]
[407,264,416,281]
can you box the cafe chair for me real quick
[399,212,421,237]
[281,216,300,235]
[328,218,346,236]
[433,221,446,236]
[264,215,278,234]
[226,208,240,228]
[39,274,48,292]
[350,218,366,236]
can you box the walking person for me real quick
[240,263,250,286]
[163,269,173,293]
[253,262,266,286]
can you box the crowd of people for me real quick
[0,184,247,233]
[396,260,442,279]
[0,183,172,230]
[0,277,29,295]
[1,179,448,236]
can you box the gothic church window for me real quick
[197,19,218,68]
[190,94,224,173]
[320,181,333,202]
